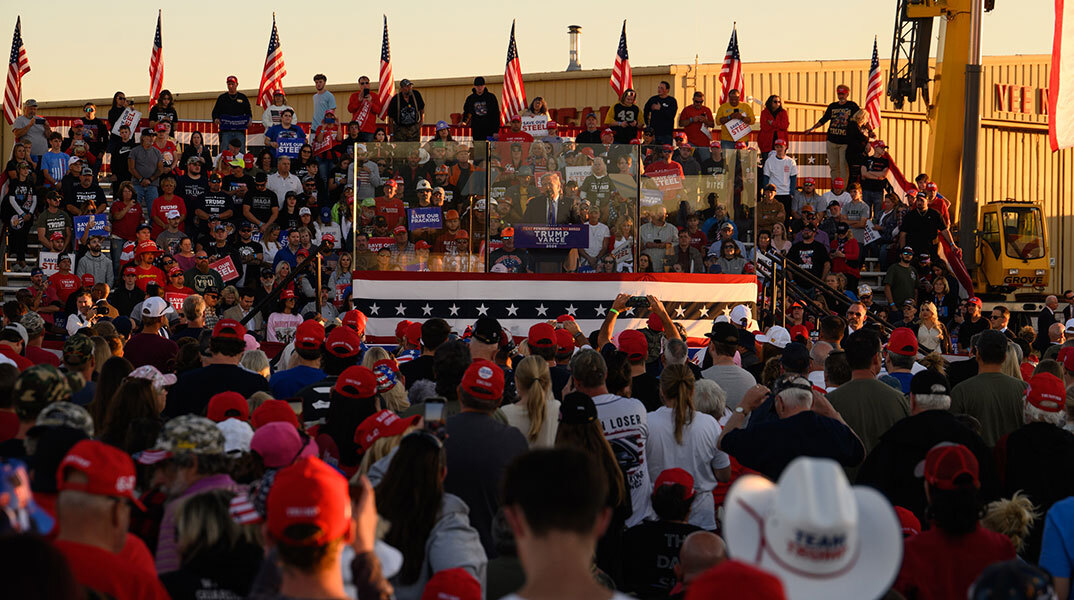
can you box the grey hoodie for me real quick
[390,492,488,600]
[75,250,114,287]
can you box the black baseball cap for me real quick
[471,316,502,345]
[473,76,486,86]
[559,392,597,425]
[836,222,850,233]
[254,172,268,183]
[706,321,739,344]
[261,267,275,277]
[781,342,810,373]
[910,370,950,396]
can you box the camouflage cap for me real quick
[19,312,45,338]
[28,401,94,437]
[152,414,226,456]
[13,365,74,420]
[62,334,94,367]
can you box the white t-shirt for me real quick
[639,222,679,270]
[585,222,611,257]
[762,155,799,195]
[593,393,652,527]
[821,190,852,209]
[502,396,561,449]
[266,312,304,343]
[645,407,730,530]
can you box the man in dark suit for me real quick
[990,305,1018,341]
[1062,290,1074,323]
[521,172,576,225]
[1035,295,1060,353]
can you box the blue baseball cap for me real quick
[321,207,333,223]
[30,267,43,277]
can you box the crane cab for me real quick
[975,200,1049,294]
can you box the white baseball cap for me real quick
[755,325,791,349]
[216,417,254,455]
[1065,318,1074,334]
[723,457,902,600]
[141,297,172,318]
[415,179,433,191]
[166,209,181,220]
[129,364,177,390]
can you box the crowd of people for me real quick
[2,73,1073,600]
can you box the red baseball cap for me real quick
[803,177,816,185]
[226,75,238,84]
[251,399,300,430]
[895,506,921,538]
[48,231,64,242]
[1025,372,1066,413]
[80,273,94,287]
[155,122,170,133]
[461,359,505,402]
[887,327,919,357]
[207,391,250,422]
[123,266,137,276]
[923,442,979,490]
[647,313,664,333]
[267,456,351,545]
[555,314,575,323]
[925,182,938,191]
[168,266,183,277]
[415,240,431,250]
[326,326,362,358]
[280,289,296,300]
[832,177,846,187]
[1061,347,1074,373]
[57,440,146,510]
[967,297,983,307]
[212,319,246,340]
[555,328,575,354]
[654,467,695,499]
[334,366,379,400]
[422,568,482,600]
[354,410,419,452]
[383,178,398,188]
[528,323,556,349]
[393,225,408,235]
[774,139,787,147]
[405,321,424,345]
[685,559,787,600]
[788,324,810,342]
[295,320,326,351]
[836,84,850,93]
[395,320,413,339]
[602,127,614,135]
[342,309,368,335]
[617,329,648,361]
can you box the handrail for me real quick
[239,241,331,330]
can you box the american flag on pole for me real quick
[256,14,287,110]
[501,21,526,124]
[719,25,743,104]
[4,17,30,126]
[148,11,164,104]
[610,20,633,96]
[865,37,883,135]
[376,15,394,120]
[1050,0,1073,151]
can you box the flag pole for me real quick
[352,141,358,275]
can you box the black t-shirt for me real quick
[621,521,702,598]
[66,183,107,214]
[235,240,264,282]
[149,105,179,128]
[110,140,137,182]
[463,90,501,141]
[178,175,207,231]
[165,363,269,418]
[223,174,255,221]
[243,188,278,224]
[575,129,603,145]
[298,375,338,427]
[632,372,662,412]
[643,95,679,137]
[722,410,865,480]
[787,240,831,280]
[861,156,890,191]
[901,208,947,252]
[608,103,642,144]
[488,248,533,273]
[198,191,231,223]
[580,175,615,206]
[400,355,435,389]
[386,91,425,126]
[820,101,861,144]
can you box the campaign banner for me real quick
[514,225,588,249]
[335,283,349,307]
[520,115,548,135]
[407,207,443,231]
[726,118,752,142]
[565,166,592,188]
[165,292,189,312]
[644,164,684,192]
[641,188,664,208]
[209,256,239,282]
[111,108,142,136]
[73,214,109,238]
[368,237,394,251]
[276,136,304,159]
[39,252,75,277]
[218,114,251,131]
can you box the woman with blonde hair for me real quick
[917,301,951,354]
[501,355,561,447]
[644,364,731,529]
[353,409,422,477]
[846,109,874,183]
[1002,342,1025,381]
[770,222,792,254]
[371,358,409,413]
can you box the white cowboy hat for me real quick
[723,457,902,600]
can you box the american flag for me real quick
[719,25,743,104]
[4,17,30,126]
[501,21,526,124]
[148,11,164,104]
[376,15,394,120]
[865,37,883,134]
[610,20,633,97]
[256,14,287,110]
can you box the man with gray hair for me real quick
[807,340,833,389]
[718,376,863,479]
[663,337,702,380]
[857,370,998,520]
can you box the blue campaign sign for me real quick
[73,214,109,238]
[276,137,305,159]
[217,114,250,131]
[514,225,588,249]
[407,207,443,231]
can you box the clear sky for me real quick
[9,0,1055,103]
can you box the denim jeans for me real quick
[133,182,158,214]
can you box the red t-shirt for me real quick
[686,229,709,252]
[26,345,60,367]
[48,272,81,304]
[895,524,1015,600]
[134,265,166,292]
[347,92,382,133]
[53,539,170,600]
[498,129,534,144]
[679,104,715,147]
[0,345,33,371]
[376,197,406,230]
[150,195,187,238]
[111,199,144,241]
[434,229,470,253]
